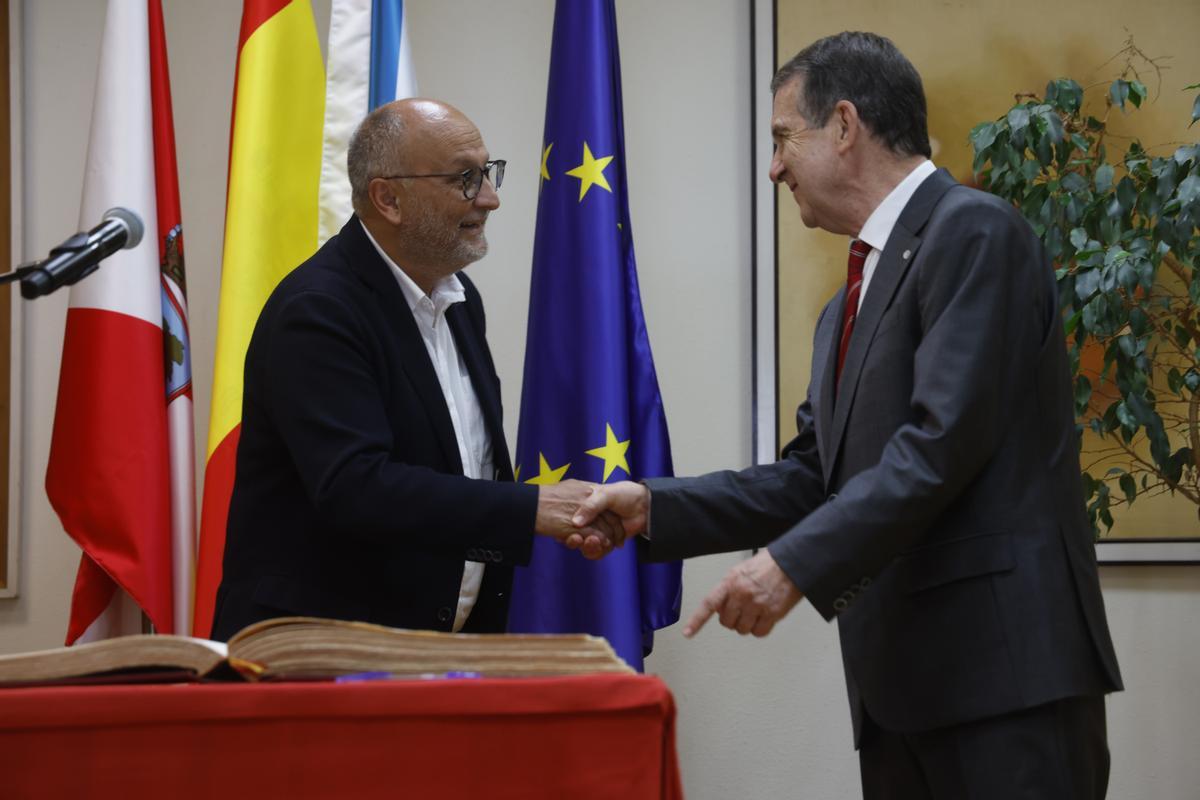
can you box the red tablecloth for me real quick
[0,673,682,799]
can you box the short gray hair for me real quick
[347,105,408,214]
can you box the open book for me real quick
[0,616,633,686]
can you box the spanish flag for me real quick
[193,0,325,636]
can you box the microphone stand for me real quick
[0,260,49,290]
[0,231,99,298]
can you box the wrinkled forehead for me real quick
[770,77,806,131]
[403,115,488,171]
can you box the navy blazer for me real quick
[211,217,538,641]
[643,170,1122,742]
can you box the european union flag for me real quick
[507,0,682,671]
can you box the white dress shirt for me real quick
[362,222,494,632]
[855,160,937,310]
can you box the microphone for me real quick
[20,207,145,299]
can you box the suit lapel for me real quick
[337,218,463,473]
[447,302,512,480]
[825,169,958,478]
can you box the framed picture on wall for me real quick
[750,0,1200,564]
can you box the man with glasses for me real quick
[211,99,618,641]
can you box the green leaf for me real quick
[1043,110,1065,145]
[1044,224,1063,260]
[1177,174,1200,207]
[1192,93,1200,127]
[1035,134,1054,167]
[1075,375,1092,409]
[1129,307,1149,337]
[1069,227,1089,251]
[1061,172,1087,193]
[1047,79,1084,113]
[1007,107,1032,146]
[1115,402,1137,431]
[1168,367,1184,395]
[1095,163,1114,192]
[1063,309,1081,336]
[1117,261,1138,293]
[970,121,999,153]
[1110,79,1130,111]
[1119,473,1137,504]
[1082,293,1108,332]
[1117,176,1137,212]
[1128,80,1147,109]
[1075,268,1100,301]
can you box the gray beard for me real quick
[404,204,487,271]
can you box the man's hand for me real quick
[570,481,650,557]
[683,549,803,638]
[535,480,624,559]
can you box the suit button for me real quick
[827,493,838,502]
[466,548,479,560]
[859,577,871,589]
[492,551,503,562]
[437,607,453,623]
[833,597,849,612]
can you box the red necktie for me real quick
[836,239,871,384]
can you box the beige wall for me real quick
[0,1,1196,797]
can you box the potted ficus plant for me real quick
[970,62,1200,535]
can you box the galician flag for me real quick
[47,0,193,643]
[318,0,418,244]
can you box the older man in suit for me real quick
[212,99,616,642]
[575,31,1122,799]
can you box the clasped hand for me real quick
[562,481,804,638]
[534,480,629,559]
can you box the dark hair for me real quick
[771,32,931,159]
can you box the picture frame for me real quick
[749,0,1200,565]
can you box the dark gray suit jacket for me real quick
[644,170,1122,742]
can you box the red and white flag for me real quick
[47,0,193,644]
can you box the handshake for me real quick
[533,479,649,560]
[533,479,805,639]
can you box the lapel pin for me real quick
[902,249,912,260]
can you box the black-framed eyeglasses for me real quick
[379,159,506,200]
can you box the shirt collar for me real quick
[359,219,466,317]
[856,160,936,253]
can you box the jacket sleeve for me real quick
[642,390,827,562]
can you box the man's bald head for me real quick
[346,98,477,215]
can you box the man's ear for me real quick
[368,178,403,225]
[832,100,859,154]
